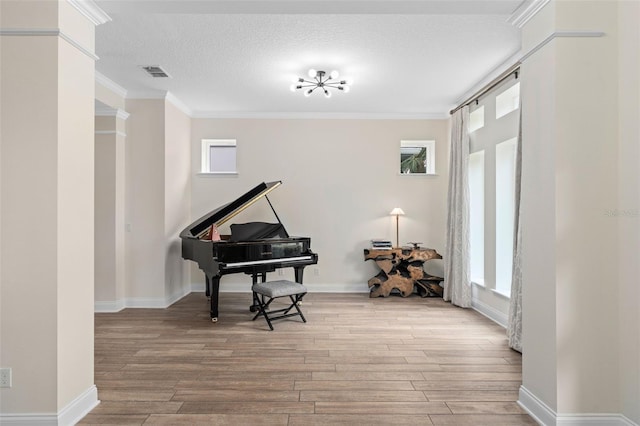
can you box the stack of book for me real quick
[370,239,393,249]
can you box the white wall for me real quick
[189,118,450,292]
[520,0,639,423]
[164,101,192,301]
[95,112,127,309]
[616,1,640,422]
[0,0,97,419]
[125,99,168,301]
[122,97,192,307]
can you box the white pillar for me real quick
[95,108,128,311]
[0,0,108,422]
[519,0,639,423]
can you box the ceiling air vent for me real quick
[141,65,170,78]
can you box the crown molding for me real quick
[95,105,130,120]
[66,0,112,25]
[125,90,193,116]
[190,111,449,120]
[507,0,550,28]
[95,72,128,98]
[165,92,194,117]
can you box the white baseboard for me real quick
[0,385,99,426]
[94,299,126,313]
[471,296,508,328]
[519,385,557,425]
[557,415,638,426]
[58,385,100,426]
[95,286,192,312]
[519,385,639,426]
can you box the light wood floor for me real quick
[80,292,536,425]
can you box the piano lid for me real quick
[180,181,283,239]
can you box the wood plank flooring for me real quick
[80,292,536,425]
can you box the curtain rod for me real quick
[449,62,521,115]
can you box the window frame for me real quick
[200,138,237,175]
[467,75,520,299]
[399,140,436,175]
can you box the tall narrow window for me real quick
[469,150,485,284]
[201,139,237,174]
[495,138,517,295]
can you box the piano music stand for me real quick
[251,280,307,330]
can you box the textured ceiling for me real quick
[95,0,523,117]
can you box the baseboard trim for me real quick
[519,385,639,426]
[0,385,99,425]
[519,385,557,425]
[471,297,508,328]
[94,287,192,311]
[94,299,126,313]
[58,385,100,426]
[557,415,638,426]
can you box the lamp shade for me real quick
[390,207,405,216]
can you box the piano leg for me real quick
[209,275,221,323]
[249,273,262,313]
[205,275,211,301]
[293,267,306,306]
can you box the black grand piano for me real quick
[180,181,318,322]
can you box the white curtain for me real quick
[508,107,523,352]
[443,106,471,308]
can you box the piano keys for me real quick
[180,181,318,322]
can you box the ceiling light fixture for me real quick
[290,69,350,98]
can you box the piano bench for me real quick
[251,280,307,331]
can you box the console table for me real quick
[363,247,443,298]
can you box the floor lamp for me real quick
[390,207,405,248]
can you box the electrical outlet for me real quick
[313,268,320,276]
[0,368,12,388]
[278,269,285,276]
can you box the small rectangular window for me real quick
[400,140,436,175]
[201,139,237,174]
[495,82,520,119]
[469,105,485,133]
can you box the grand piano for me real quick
[180,181,318,322]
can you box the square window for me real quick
[400,140,436,175]
[201,139,237,174]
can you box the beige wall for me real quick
[190,118,450,291]
[57,25,96,409]
[164,101,192,300]
[95,113,127,307]
[617,1,640,422]
[125,99,168,300]
[521,0,639,422]
[122,98,192,305]
[1,0,97,418]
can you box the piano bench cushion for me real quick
[252,280,307,298]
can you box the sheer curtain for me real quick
[443,106,471,308]
[508,107,523,352]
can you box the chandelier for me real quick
[290,69,350,98]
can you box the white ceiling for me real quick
[94,0,523,117]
